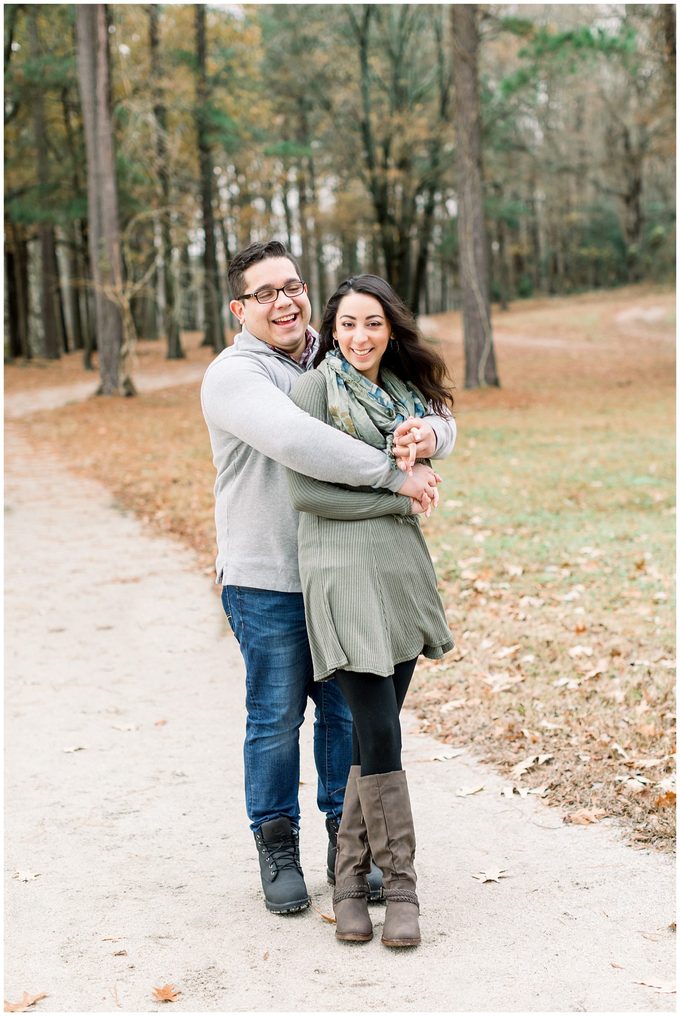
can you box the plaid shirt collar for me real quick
[267,328,316,368]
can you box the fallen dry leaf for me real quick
[624,756,672,769]
[554,677,581,689]
[4,993,47,1013]
[154,719,168,727]
[495,643,520,659]
[484,672,524,693]
[583,658,608,679]
[309,902,336,924]
[12,871,40,882]
[654,790,676,808]
[456,784,485,797]
[501,785,549,799]
[472,868,508,883]
[565,807,607,825]
[113,950,127,957]
[511,753,553,778]
[62,746,87,753]
[111,724,138,732]
[439,699,466,712]
[262,951,269,961]
[618,774,652,794]
[432,749,465,761]
[656,773,676,791]
[568,644,593,658]
[632,979,676,994]
[610,961,625,969]
[152,984,181,1003]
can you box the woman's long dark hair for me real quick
[314,275,454,413]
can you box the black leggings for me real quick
[334,658,418,776]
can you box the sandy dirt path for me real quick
[3,362,208,419]
[4,427,676,1013]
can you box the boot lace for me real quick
[265,834,302,874]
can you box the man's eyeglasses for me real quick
[238,281,306,305]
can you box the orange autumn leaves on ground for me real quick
[4,985,184,1010]
[4,993,47,1013]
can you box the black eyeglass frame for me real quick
[237,281,306,305]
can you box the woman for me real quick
[287,275,454,948]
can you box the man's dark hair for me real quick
[227,240,302,300]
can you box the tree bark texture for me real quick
[451,4,499,388]
[76,4,131,394]
[150,5,183,359]
[5,221,31,360]
[28,9,62,359]
[195,5,225,352]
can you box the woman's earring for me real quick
[389,334,397,347]
[332,336,339,348]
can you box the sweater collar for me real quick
[234,323,319,366]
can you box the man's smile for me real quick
[272,312,299,327]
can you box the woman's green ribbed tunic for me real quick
[287,369,454,682]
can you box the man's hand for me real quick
[393,418,438,474]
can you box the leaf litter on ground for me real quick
[152,984,181,1003]
[4,993,47,1013]
[472,868,509,883]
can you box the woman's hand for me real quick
[398,462,441,516]
[409,497,430,517]
[393,419,438,474]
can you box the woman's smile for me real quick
[334,291,391,384]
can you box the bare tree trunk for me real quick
[621,128,644,283]
[50,228,69,352]
[150,5,183,359]
[352,7,399,289]
[76,4,133,395]
[195,5,225,352]
[14,223,31,358]
[5,221,31,360]
[451,4,499,388]
[28,9,61,359]
[662,4,676,97]
[180,244,197,330]
[296,164,313,307]
[5,245,19,361]
[280,170,294,251]
[307,153,326,313]
[411,185,436,313]
[60,84,88,356]
[64,224,84,350]
[79,220,96,370]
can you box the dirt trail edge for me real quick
[4,362,208,419]
[5,426,675,1014]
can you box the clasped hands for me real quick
[393,417,441,518]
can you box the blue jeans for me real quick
[221,585,353,832]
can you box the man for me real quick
[201,240,455,914]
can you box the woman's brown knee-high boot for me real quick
[332,765,373,942]
[356,769,420,948]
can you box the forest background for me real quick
[3,3,676,853]
[4,2,676,367]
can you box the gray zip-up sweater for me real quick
[200,325,456,592]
